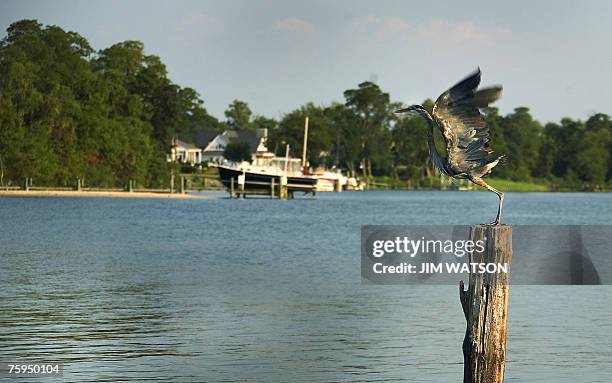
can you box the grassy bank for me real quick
[366,176,578,192]
[486,178,550,192]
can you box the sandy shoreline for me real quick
[0,190,210,199]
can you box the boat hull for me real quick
[217,166,316,194]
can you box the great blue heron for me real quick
[395,68,505,224]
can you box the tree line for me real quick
[1,20,610,190]
[0,20,221,187]
[244,84,611,190]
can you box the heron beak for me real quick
[394,106,417,115]
[394,107,412,115]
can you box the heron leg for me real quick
[469,176,504,225]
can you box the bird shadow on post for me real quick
[459,225,512,383]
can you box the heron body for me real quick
[395,69,506,224]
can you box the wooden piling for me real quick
[179,176,185,194]
[460,225,512,383]
[170,173,175,194]
[239,174,245,198]
[230,177,235,198]
[270,177,275,199]
[279,175,288,200]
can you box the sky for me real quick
[1,0,611,123]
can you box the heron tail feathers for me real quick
[473,86,503,108]
[478,155,505,178]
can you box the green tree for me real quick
[481,107,510,178]
[251,115,277,132]
[0,20,215,188]
[575,129,610,186]
[391,105,430,178]
[223,141,252,163]
[323,102,358,172]
[545,118,584,181]
[224,99,253,130]
[498,107,542,180]
[269,103,333,168]
[175,87,222,143]
[343,81,394,177]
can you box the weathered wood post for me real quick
[270,177,275,199]
[76,177,82,191]
[179,176,185,194]
[460,225,512,383]
[170,172,175,194]
[24,177,29,191]
[230,177,235,199]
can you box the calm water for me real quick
[1,191,611,382]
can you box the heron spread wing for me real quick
[431,68,502,169]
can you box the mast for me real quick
[284,144,290,174]
[302,116,309,168]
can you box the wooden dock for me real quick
[227,176,315,199]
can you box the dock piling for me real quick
[460,225,512,383]
[238,174,245,198]
[279,176,288,200]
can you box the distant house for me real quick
[169,138,202,165]
[202,129,266,163]
[195,129,219,152]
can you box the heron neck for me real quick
[419,110,446,173]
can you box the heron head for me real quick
[394,104,426,116]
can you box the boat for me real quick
[216,160,317,195]
[215,117,350,196]
[303,167,348,192]
[214,129,317,196]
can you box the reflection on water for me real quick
[1,191,611,382]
